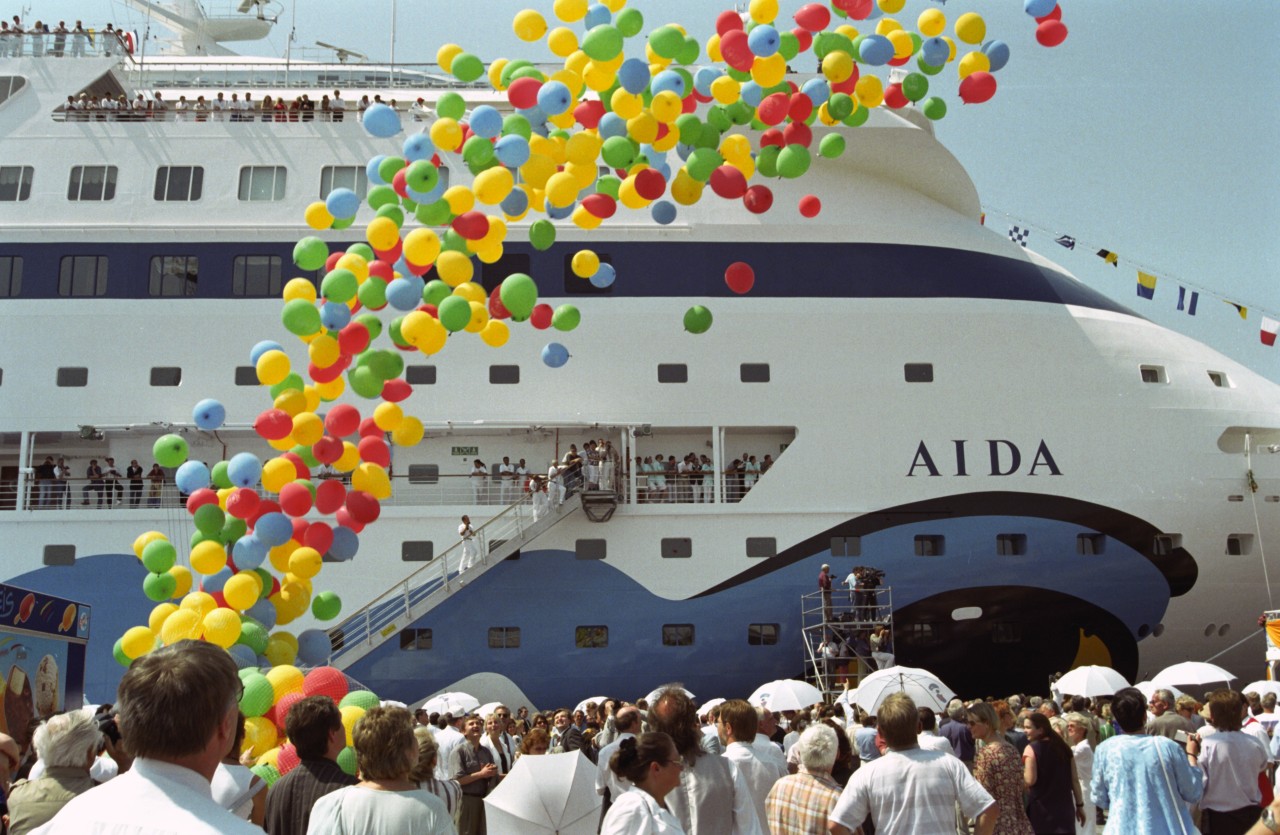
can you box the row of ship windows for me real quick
[0,164,400,204]
[398,623,779,651]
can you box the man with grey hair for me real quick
[765,724,842,834]
[1146,688,1193,740]
[596,705,641,821]
[752,707,789,776]
[938,700,974,766]
[7,711,101,834]
[32,640,262,834]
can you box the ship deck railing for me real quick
[800,588,895,706]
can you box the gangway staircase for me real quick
[327,492,582,671]
[801,586,894,706]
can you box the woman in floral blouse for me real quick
[970,701,1035,835]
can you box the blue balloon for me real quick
[801,78,830,107]
[365,155,388,186]
[321,300,353,331]
[590,263,616,288]
[546,201,576,220]
[232,534,267,570]
[500,188,529,217]
[385,277,422,311]
[175,461,210,494]
[227,452,263,489]
[618,58,650,94]
[249,340,284,365]
[363,103,401,138]
[227,644,257,669]
[192,399,225,431]
[325,188,360,219]
[981,40,1010,72]
[469,105,503,138]
[297,629,333,666]
[921,36,950,67]
[406,181,445,204]
[739,81,764,108]
[747,24,780,57]
[255,512,293,547]
[597,112,628,139]
[1024,0,1057,16]
[859,34,894,66]
[514,105,548,130]
[536,81,572,116]
[247,599,277,630]
[651,200,677,225]
[583,2,611,28]
[494,134,531,167]
[200,566,233,594]
[693,67,723,96]
[542,342,570,368]
[651,70,686,98]
[402,133,435,162]
[329,526,360,561]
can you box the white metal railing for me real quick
[801,588,894,701]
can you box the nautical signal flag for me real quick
[1136,271,1157,300]
[1096,249,1119,267]
[1226,302,1248,319]
[1008,226,1029,247]
[1262,318,1279,347]
[1177,287,1199,316]
[1055,234,1076,250]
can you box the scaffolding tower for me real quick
[801,585,894,705]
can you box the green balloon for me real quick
[190,529,212,548]
[404,160,439,192]
[685,148,724,182]
[451,53,484,83]
[281,299,322,336]
[142,571,177,602]
[321,268,358,303]
[269,373,305,399]
[312,591,342,621]
[194,503,225,536]
[777,145,812,179]
[436,91,466,120]
[705,106,732,132]
[528,220,556,251]
[237,622,270,656]
[916,56,944,76]
[290,444,321,468]
[676,36,700,66]
[357,276,388,309]
[499,59,533,87]
[674,114,701,143]
[683,305,713,334]
[552,304,581,332]
[340,690,380,710]
[251,764,282,788]
[814,32,854,61]
[337,746,358,776]
[113,638,131,668]
[827,93,855,121]
[377,156,406,183]
[437,295,472,333]
[331,216,355,231]
[725,101,755,126]
[415,199,452,227]
[293,478,317,500]
[153,434,189,468]
[648,25,684,60]
[819,133,846,159]
[582,24,623,61]
[211,460,232,489]
[388,317,411,349]
[601,136,636,169]
[222,517,247,543]
[462,136,495,167]
[367,185,399,210]
[614,7,643,37]
[423,280,451,307]
[902,73,929,102]
[921,96,947,121]
[366,349,404,380]
[843,105,870,128]
[348,366,384,399]
[355,313,383,342]
[778,32,800,62]
[292,237,329,271]
[239,672,274,716]
[142,540,177,574]
[374,204,404,227]
[501,113,532,138]
[725,66,751,83]
[441,229,470,254]
[756,145,781,178]
[596,175,621,199]
[500,273,539,318]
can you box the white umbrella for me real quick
[476,701,506,718]
[574,696,609,714]
[485,750,601,835]
[699,697,727,717]
[1134,680,1186,701]
[854,666,954,715]
[643,684,694,705]
[424,691,480,716]
[1151,661,1236,689]
[748,679,825,713]
[1054,665,1131,698]
[1242,680,1280,697]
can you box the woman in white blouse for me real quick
[600,732,685,835]
[1063,712,1096,835]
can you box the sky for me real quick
[39,0,1280,380]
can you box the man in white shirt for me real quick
[917,707,955,754]
[719,700,785,829]
[752,708,789,776]
[457,514,479,572]
[596,705,640,821]
[497,457,515,504]
[212,92,227,121]
[433,713,466,782]
[330,89,345,122]
[33,640,263,834]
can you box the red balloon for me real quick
[833,0,874,20]
[887,53,910,67]
[275,694,304,733]
[831,71,859,95]
[451,211,489,241]
[303,521,334,554]
[782,121,812,148]
[743,185,774,215]
[334,509,364,534]
[417,303,439,319]
[225,487,261,520]
[381,378,412,403]
[573,99,605,129]
[1036,19,1067,47]
[725,262,755,294]
[1035,4,1062,23]
[681,94,698,114]
[530,303,554,330]
[185,488,219,515]
[715,9,743,35]
[324,252,344,273]
[325,404,362,438]
[280,453,310,481]
[358,436,390,467]
[337,322,370,356]
[373,241,402,265]
[633,168,666,200]
[488,286,511,320]
[719,29,754,72]
[254,408,294,441]
[309,360,346,384]
[247,499,281,530]
[757,93,789,126]
[507,76,542,109]
[315,479,347,515]
[883,83,908,109]
[582,193,617,219]
[760,128,785,149]
[794,3,829,30]
[279,482,314,517]
[958,71,997,104]
[799,195,822,218]
[391,167,409,199]
[791,28,813,53]
[709,165,748,199]
[358,417,382,438]
[302,666,349,701]
[368,260,394,281]
[787,93,814,123]
[312,435,344,464]
[344,491,381,525]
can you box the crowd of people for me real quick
[4,640,1280,835]
[53,89,418,123]
[0,18,127,58]
[27,456,166,509]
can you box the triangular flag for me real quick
[1137,271,1157,300]
[1096,249,1119,267]
[1226,302,1248,319]
[1055,234,1076,250]
[1177,287,1199,316]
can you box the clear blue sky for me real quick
[50,0,1280,379]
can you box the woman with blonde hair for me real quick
[1062,712,1096,835]
[968,701,1034,835]
[410,726,461,827]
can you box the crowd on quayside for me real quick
[2,641,1280,835]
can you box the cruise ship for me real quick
[1,1,1277,711]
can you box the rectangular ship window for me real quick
[1153,534,1182,555]
[149,256,199,297]
[68,165,117,201]
[56,367,88,387]
[662,624,694,646]
[234,366,258,386]
[1077,534,1105,555]
[658,364,688,384]
[401,541,434,561]
[0,256,22,297]
[480,253,531,293]
[746,537,776,558]
[58,255,107,296]
[914,535,944,557]
[488,627,520,649]
[1227,534,1253,556]
[992,622,1023,644]
[489,365,519,385]
[661,538,692,558]
[399,629,432,650]
[995,534,1027,556]
[407,465,439,485]
[1139,365,1167,384]
[740,363,770,383]
[238,166,287,201]
[748,623,779,645]
[319,165,368,200]
[0,166,33,201]
[154,166,204,201]
[575,626,608,648]
[43,545,75,566]
[831,536,861,557]
[1207,371,1229,388]
[233,255,283,297]
[904,363,934,383]
[149,367,182,387]
[576,539,606,560]
[405,365,437,385]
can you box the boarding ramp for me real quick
[328,492,581,671]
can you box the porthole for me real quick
[1218,624,1230,637]
[1203,623,1216,637]
[1137,624,1151,638]
[1152,624,1165,637]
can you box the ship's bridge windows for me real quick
[237,165,287,201]
[1139,365,1167,384]
[1207,371,1231,388]
[662,624,694,646]
[563,252,614,295]
[905,622,940,645]
[991,621,1023,644]
[1152,534,1182,556]
[748,624,779,645]
[56,367,88,387]
[914,535,944,557]
[0,76,27,107]
[575,626,608,648]
[232,255,283,297]
[0,166,33,201]
[58,255,107,296]
[319,165,367,200]
[154,166,204,202]
[1227,534,1254,556]
[67,165,117,201]
[0,256,21,297]
[487,627,520,649]
[657,364,688,384]
[904,363,934,383]
[995,534,1027,556]
[1076,533,1105,555]
[399,628,432,650]
[740,364,770,383]
[149,256,199,297]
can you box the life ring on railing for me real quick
[123,31,135,54]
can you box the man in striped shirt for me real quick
[766,723,842,834]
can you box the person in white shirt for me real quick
[331,89,346,122]
[600,732,687,835]
[547,462,564,507]
[752,709,789,776]
[719,700,785,829]
[497,457,515,504]
[432,715,466,782]
[597,706,641,822]
[32,640,264,834]
[916,707,955,755]
[468,459,486,504]
[457,515,479,572]
[480,708,516,777]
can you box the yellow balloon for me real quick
[266,664,305,702]
[452,281,485,304]
[244,716,278,758]
[474,167,515,205]
[583,61,617,92]
[552,0,587,22]
[352,463,392,499]
[545,171,580,208]
[291,411,324,446]
[711,75,741,105]
[340,706,365,746]
[750,53,787,88]
[256,350,290,386]
[627,111,659,145]
[179,593,214,620]
[821,50,854,84]
[706,33,723,62]
[373,402,404,431]
[436,43,463,72]
[288,547,323,580]
[436,250,474,287]
[430,117,463,153]
[169,565,193,598]
[600,0,624,11]
[159,608,201,645]
[650,90,682,124]
[610,88,643,119]
[480,319,510,348]
[618,177,648,209]
[547,26,579,57]
[874,18,902,35]
[652,128,680,153]
[572,205,604,230]
[148,602,178,634]
[720,134,752,161]
[190,541,228,576]
[304,201,334,230]
[443,186,475,216]
[308,333,341,368]
[262,457,297,493]
[878,0,905,11]
[512,8,547,41]
[403,228,441,266]
[392,416,425,447]
[282,277,318,303]
[335,252,368,283]
[888,29,914,60]
[121,626,156,659]
[943,36,957,62]
[565,160,598,189]
[917,8,946,37]
[416,318,448,355]
[958,50,991,79]
[274,388,307,417]
[315,377,345,401]
[464,300,489,333]
[202,608,241,649]
[488,58,510,91]
[671,169,703,206]
[336,442,361,473]
[264,633,297,666]
[269,540,299,573]
[133,530,167,559]
[365,216,400,251]
[954,12,985,45]
[572,249,600,278]
[748,0,778,24]
[216,487,234,509]
[521,154,557,189]
[399,310,435,347]
[223,572,261,611]
[565,132,602,166]
[855,74,885,109]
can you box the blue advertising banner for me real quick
[0,583,90,750]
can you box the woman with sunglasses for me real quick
[600,732,685,835]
